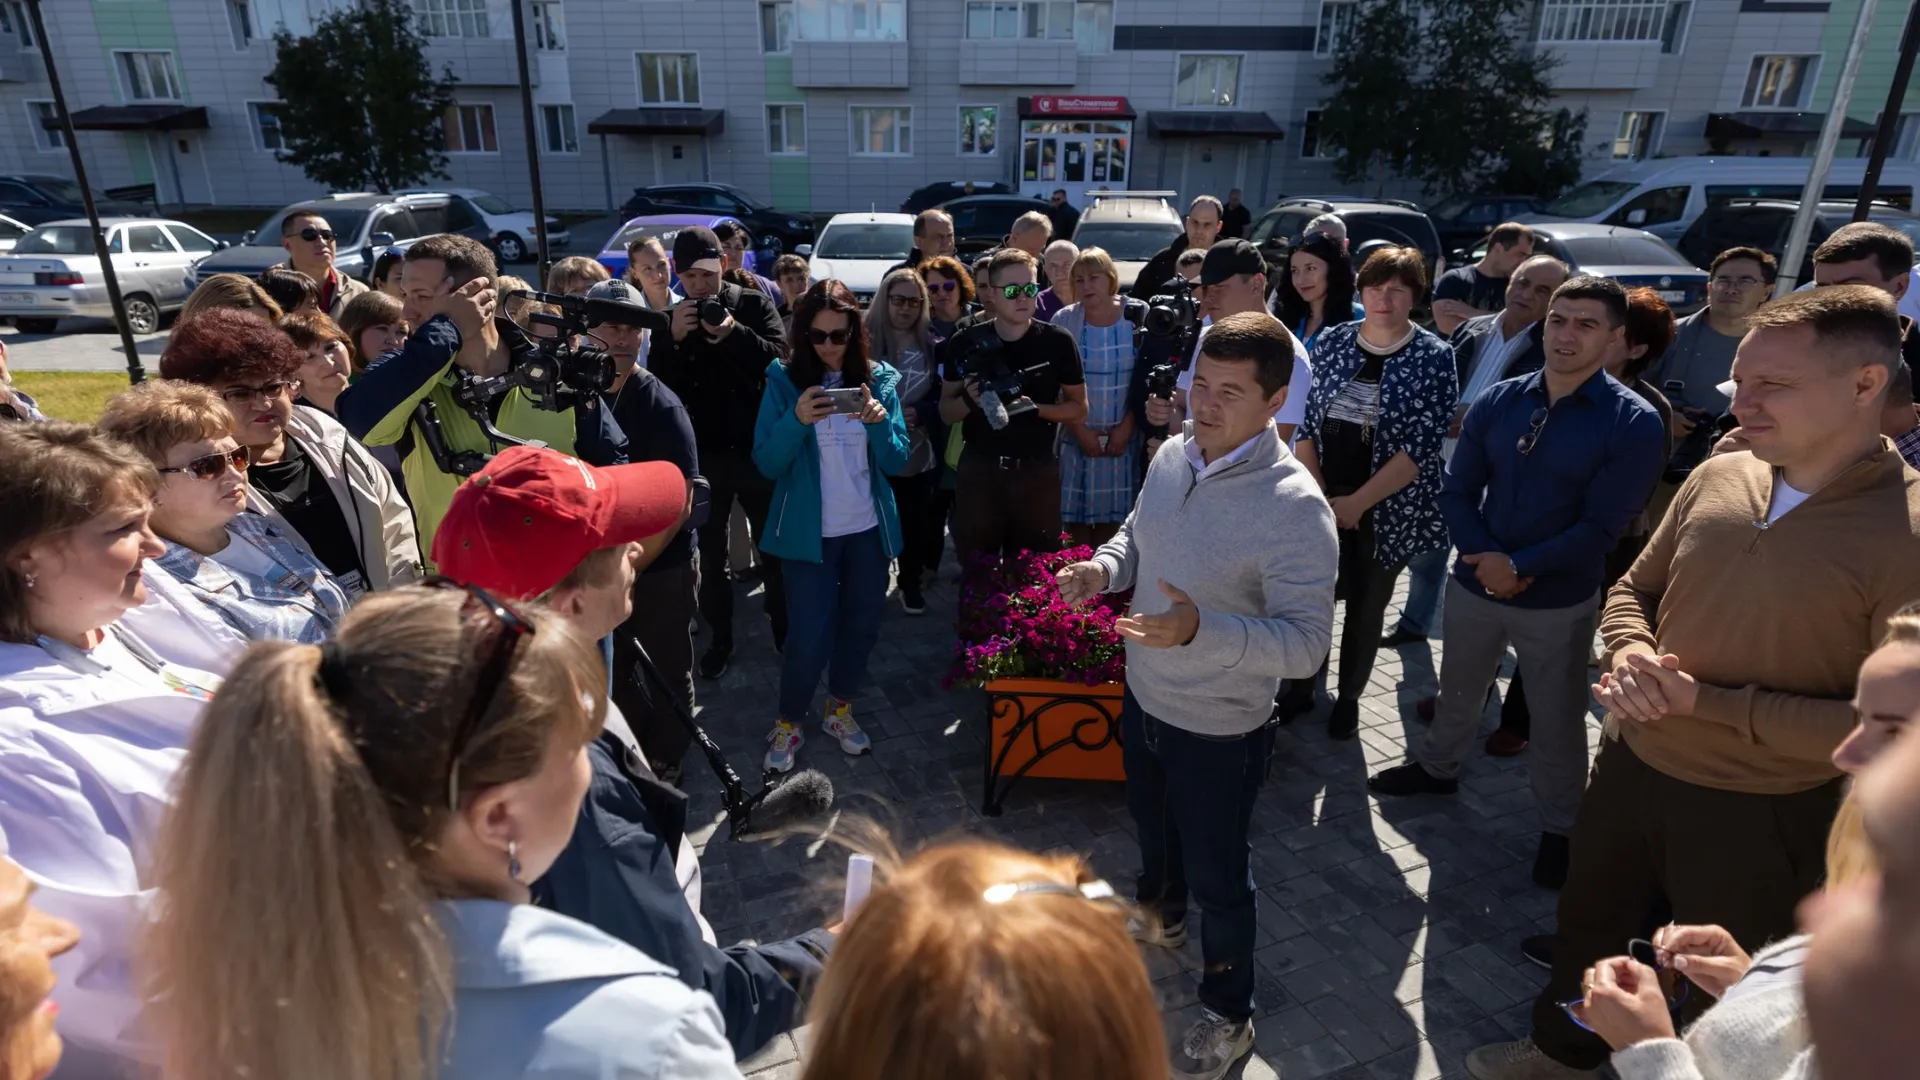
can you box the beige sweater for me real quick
[1601,444,1920,793]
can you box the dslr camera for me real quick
[1144,275,1198,340]
[953,335,1051,430]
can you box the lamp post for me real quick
[1855,1,1920,221]
[508,0,551,283]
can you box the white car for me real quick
[1072,194,1184,293]
[394,186,570,264]
[0,214,28,254]
[807,212,916,305]
[0,217,224,334]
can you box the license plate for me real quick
[1659,290,1687,303]
[0,292,32,305]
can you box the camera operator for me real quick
[1130,195,1224,300]
[336,233,628,558]
[647,225,790,677]
[938,247,1088,563]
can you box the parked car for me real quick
[1070,193,1184,292]
[190,192,489,288]
[1425,193,1545,254]
[593,213,761,283]
[807,212,916,305]
[0,217,226,334]
[1676,198,1920,284]
[900,180,1015,215]
[0,214,28,254]
[1249,196,1447,286]
[936,194,1054,257]
[1459,221,1709,315]
[0,174,148,226]
[393,187,569,264]
[617,183,812,255]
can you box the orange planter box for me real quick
[982,677,1126,814]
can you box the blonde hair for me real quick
[179,272,284,324]
[142,587,607,1080]
[338,289,406,371]
[801,840,1165,1080]
[1826,605,1920,886]
[96,379,234,467]
[1069,246,1121,300]
[546,256,610,296]
[495,274,539,321]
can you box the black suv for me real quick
[901,180,1014,215]
[0,174,148,226]
[1677,198,1920,284]
[1249,197,1446,285]
[1425,193,1545,254]
[189,193,489,287]
[617,183,812,253]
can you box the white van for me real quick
[1528,157,1920,244]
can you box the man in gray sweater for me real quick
[1057,311,1338,1080]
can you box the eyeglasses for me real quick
[927,279,959,294]
[806,327,851,345]
[298,227,337,243]
[999,282,1040,300]
[1559,937,1689,1034]
[1517,406,1549,456]
[219,380,297,405]
[420,577,535,811]
[1710,275,1764,290]
[887,294,921,308]
[158,445,252,481]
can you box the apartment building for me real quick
[0,0,1915,214]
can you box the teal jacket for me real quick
[752,358,910,563]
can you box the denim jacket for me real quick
[751,359,910,562]
[149,512,352,644]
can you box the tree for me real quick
[264,0,457,193]
[1317,0,1591,199]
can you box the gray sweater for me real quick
[1093,421,1338,736]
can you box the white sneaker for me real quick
[1170,1008,1254,1080]
[822,697,871,755]
[764,720,803,773]
[1465,1039,1600,1079]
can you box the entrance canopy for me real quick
[53,105,210,132]
[586,109,726,137]
[1145,111,1283,139]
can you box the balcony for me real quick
[424,37,533,89]
[958,39,1077,86]
[790,39,909,88]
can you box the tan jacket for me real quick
[247,405,422,593]
[323,267,368,322]
[1602,443,1920,793]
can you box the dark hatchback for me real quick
[936,194,1054,256]
[0,174,148,226]
[1677,198,1920,284]
[901,180,1015,215]
[616,183,813,254]
[1425,193,1545,254]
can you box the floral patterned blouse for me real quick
[1303,321,1459,568]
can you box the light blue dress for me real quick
[1060,315,1141,525]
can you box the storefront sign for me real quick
[1029,95,1131,117]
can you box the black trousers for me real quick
[698,451,785,649]
[1497,533,1649,740]
[1281,513,1401,706]
[610,561,699,776]
[887,469,943,584]
[952,451,1062,564]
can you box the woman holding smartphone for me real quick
[752,280,911,773]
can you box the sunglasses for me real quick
[219,380,297,405]
[927,280,959,294]
[298,227,337,243]
[1517,406,1549,456]
[999,282,1040,300]
[1560,938,1689,1034]
[420,577,535,811]
[806,327,852,345]
[158,445,251,481]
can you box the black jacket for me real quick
[1129,240,1188,300]
[609,367,700,570]
[1449,312,1546,390]
[647,282,787,457]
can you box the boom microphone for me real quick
[511,289,670,334]
[734,769,836,842]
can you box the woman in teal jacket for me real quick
[753,279,911,773]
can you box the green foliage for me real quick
[264,0,457,193]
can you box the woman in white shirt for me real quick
[96,379,351,644]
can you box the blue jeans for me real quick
[1121,688,1275,1022]
[778,528,888,722]
[1395,546,1450,637]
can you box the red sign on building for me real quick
[1028,95,1131,117]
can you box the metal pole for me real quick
[1778,0,1881,292]
[1856,0,1920,220]
[25,0,145,383]
[507,0,551,282]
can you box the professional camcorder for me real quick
[1144,275,1198,340]
[953,335,1052,431]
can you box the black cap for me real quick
[1199,239,1266,286]
[672,226,724,274]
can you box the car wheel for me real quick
[120,295,160,335]
[14,318,57,334]
[496,233,527,263]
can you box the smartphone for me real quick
[820,387,865,415]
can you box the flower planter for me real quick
[981,677,1126,816]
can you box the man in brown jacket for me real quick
[1470,285,1920,1079]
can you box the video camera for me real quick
[1144,275,1198,340]
[1661,380,1738,483]
[952,334,1052,431]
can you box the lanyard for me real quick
[36,626,218,700]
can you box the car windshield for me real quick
[610,223,685,251]
[251,208,371,246]
[1610,236,1692,266]
[721,186,768,211]
[1426,195,1471,221]
[30,179,99,205]
[1872,215,1920,258]
[1544,181,1639,218]
[1072,222,1184,261]
[816,223,914,260]
[11,226,96,255]
[469,193,515,214]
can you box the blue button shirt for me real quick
[1439,367,1666,609]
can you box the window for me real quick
[1743,55,1817,109]
[164,224,219,254]
[963,1,1109,49]
[795,0,905,41]
[1605,185,1689,228]
[248,102,284,152]
[1,2,35,48]
[1536,0,1681,43]
[227,0,254,48]
[416,0,489,38]
[1613,111,1663,159]
[959,105,997,155]
[1896,114,1920,161]
[532,1,564,50]
[1301,109,1336,159]
[26,101,61,151]
[540,103,577,153]
[851,105,911,155]
[1315,0,1354,56]
[1661,1,1691,53]
[761,1,792,51]
[1174,54,1239,108]
[636,52,700,106]
[443,104,498,153]
[116,51,181,102]
[767,103,806,154]
[127,225,174,254]
[1074,1,1110,52]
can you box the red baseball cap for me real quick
[432,445,687,599]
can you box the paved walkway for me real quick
[680,563,1600,1080]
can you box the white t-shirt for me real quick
[209,531,280,579]
[1767,476,1813,523]
[1176,313,1313,436]
[815,372,879,538]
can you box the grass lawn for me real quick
[12,371,135,423]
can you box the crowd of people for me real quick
[2,186,1920,1080]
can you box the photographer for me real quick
[1648,247,1774,483]
[937,248,1088,563]
[647,225,789,677]
[1129,195,1224,300]
[336,233,628,558]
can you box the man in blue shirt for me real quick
[1369,277,1665,890]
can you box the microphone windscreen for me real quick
[735,769,835,841]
